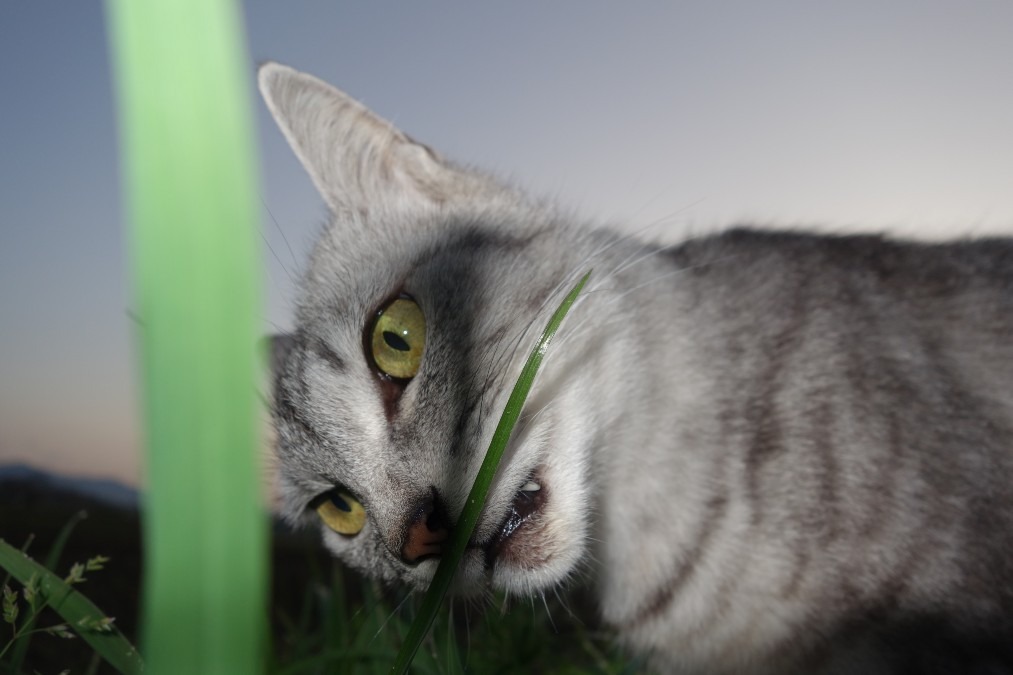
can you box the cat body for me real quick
[260,62,1013,673]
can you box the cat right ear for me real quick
[258,62,458,214]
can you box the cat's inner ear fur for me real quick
[258,61,459,213]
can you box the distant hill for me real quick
[0,462,139,509]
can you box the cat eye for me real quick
[370,296,426,379]
[314,488,367,536]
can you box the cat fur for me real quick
[260,62,1013,674]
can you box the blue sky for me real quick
[2,2,1012,486]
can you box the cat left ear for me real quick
[258,62,458,213]
[269,333,296,377]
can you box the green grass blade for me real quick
[0,539,143,675]
[390,271,591,675]
[105,1,266,673]
[43,510,89,572]
[7,510,89,671]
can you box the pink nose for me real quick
[401,495,449,564]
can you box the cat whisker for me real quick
[461,600,474,669]
[470,274,579,442]
[553,252,744,354]
[261,230,297,285]
[574,549,602,579]
[603,238,680,282]
[599,250,653,290]
[260,193,299,269]
[561,213,671,286]
[541,592,559,634]
[369,591,413,645]
[553,587,581,625]
[347,595,367,624]
[560,196,703,292]
[484,236,611,396]
[523,396,558,429]
[263,319,292,341]
[471,304,540,414]
[574,209,720,308]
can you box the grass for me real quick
[0,512,141,675]
[0,540,141,675]
[1,509,637,674]
[269,560,636,675]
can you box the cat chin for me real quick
[488,539,585,597]
[432,541,585,600]
[483,466,591,596]
[479,412,595,596]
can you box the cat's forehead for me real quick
[299,208,556,330]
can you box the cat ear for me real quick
[268,333,296,377]
[258,62,457,213]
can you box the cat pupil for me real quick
[329,493,351,512]
[383,331,411,352]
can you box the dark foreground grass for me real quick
[0,499,639,674]
[271,555,636,675]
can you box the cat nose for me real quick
[400,490,450,564]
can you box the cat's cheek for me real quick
[318,528,363,566]
[317,526,394,585]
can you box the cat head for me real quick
[259,63,600,597]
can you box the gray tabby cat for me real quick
[259,62,1013,674]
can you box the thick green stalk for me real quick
[105,1,266,673]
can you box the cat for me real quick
[259,62,1013,674]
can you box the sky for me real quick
[1,2,1012,487]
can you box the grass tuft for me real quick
[0,538,142,674]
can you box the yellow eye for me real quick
[370,297,426,379]
[315,489,366,536]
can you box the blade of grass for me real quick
[0,535,34,594]
[390,271,591,674]
[105,0,266,673]
[0,539,143,675]
[8,510,89,672]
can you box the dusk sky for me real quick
[2,2,1012,487]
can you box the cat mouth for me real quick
[481,473,547,568]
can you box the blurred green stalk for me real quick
[105,1,266,673]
